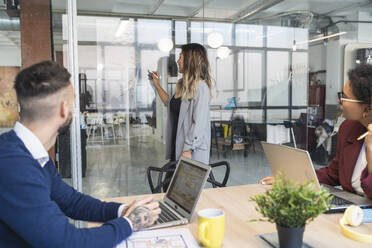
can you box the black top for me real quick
[170,95,182,161]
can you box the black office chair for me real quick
[208,161,230,188]
[147,161,177,194]
[147,161,231,193]
[211,121,224,158]
[222,118,251,157]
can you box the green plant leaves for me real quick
[250,172,333,228]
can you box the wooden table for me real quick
[89,184,372,247]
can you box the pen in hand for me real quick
[148,70,159,79]
[357,131,370,141]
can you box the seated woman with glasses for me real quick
[260,64,372,198]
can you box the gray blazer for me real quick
[164,81,211,164]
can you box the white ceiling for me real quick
[0,31,20,48]
[50,0,372,21]
[1,0,372,50]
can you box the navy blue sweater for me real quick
[0,131,132,247]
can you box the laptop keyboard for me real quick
[330,195,353,206]
[157,202,181,224]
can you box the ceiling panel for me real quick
[258,0,370,15]
[51,0,66,10]
[49,0,371,20]
[194,8,238,19]
[76,0,116,12]
[113,3,152,14]
[156,5,196,16]
[163,0,203,8]
[0,31,20,47]
[116,0,156,4]
[208,0,257,11]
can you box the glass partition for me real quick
[56,0,317,199]
[0,10,21,134]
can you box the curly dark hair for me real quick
[348,64,372,107]
[14,61,71,121]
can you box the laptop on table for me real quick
[261,142,372,213]
[148,157,211,229]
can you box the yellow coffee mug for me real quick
[198,208,225,248]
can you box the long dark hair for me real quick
[177,43,212,100]
[348,64,372,107]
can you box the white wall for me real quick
[325,40,342,105]
[0,47,21,66]
[309,44,326,72]
[358,10,372,43]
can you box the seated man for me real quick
[0,61,160,247]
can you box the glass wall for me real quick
[0,8,21,138]
[59,15,308,198]
[51,0,372,198]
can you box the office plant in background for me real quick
[250,173,333,248]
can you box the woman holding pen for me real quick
[260,64,372,198]
[149,43,212,173]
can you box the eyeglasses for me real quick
[337,92,364,103]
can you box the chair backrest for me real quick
[104,113,114,124]
[208,161,230,188]
[86,116,103,125]
[224,119,247,146]
[211,121,224,139]
[147,160,230,193]
[147,161,178,193]
[231,119,247,137]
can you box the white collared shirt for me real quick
[351,142,367,196]
[13,121,49,167]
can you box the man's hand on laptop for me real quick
[122,197,161,231]
[259,176,275,185]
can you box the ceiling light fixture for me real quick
[296,31,347,45]
[157,38,174,53]
[114,19,129,38]
[217,46,230,59]
[207,32,224,49]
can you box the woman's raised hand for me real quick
[149,71,160,87]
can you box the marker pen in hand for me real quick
[148,70,159,79]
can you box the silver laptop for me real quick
[261,142,372,213]
[148,157,211,229]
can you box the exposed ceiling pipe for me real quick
[52,9,234,23]
[324,20,372,30]
[245,10,314,25]
[321,0,372,16]
[0,16,19,31]
[0,14,62,31]
[148,0,165,15]
[189,0,214,17]
[231,0,284,23]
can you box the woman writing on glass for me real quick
[150,43,212,167]
[259,64,372,198]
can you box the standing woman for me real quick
[150,43,212,165]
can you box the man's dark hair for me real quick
[14,61,71,121]
[348,64,372,107]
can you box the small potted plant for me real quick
[251,173,332,248]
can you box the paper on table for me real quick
[117,228,199,248]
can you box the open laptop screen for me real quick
[166,159,209,214]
